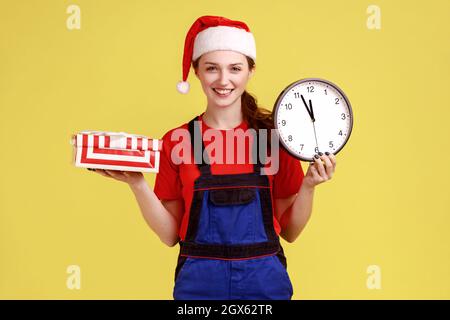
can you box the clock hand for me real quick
[300,95,314,121]
[302,95,319,156]
[309,99,315,122]
[312,122,320,155]
[309,99,319,155]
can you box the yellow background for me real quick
[1,0,449,299]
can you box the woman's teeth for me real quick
[213,88,233,96]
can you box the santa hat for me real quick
[176,15,256,94]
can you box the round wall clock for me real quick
[273,78,353,161]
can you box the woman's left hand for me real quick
[302,152,337,189]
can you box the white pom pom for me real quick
[176,81,190,94]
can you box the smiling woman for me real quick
[92,15,333,301]
[155,15,307,300]
[192,52,274,135]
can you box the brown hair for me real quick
[192,56,274,132]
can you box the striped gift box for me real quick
[71,131,162,173]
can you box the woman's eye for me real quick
[206,66,241,71]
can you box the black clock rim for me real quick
[272,77,354,162]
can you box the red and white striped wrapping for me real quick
[71,131,162,173]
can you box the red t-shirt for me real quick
[154,112,304,240]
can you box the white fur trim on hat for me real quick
[193,26,256,61]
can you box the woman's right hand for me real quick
[90,169,145,187]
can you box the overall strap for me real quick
[188,116,266,176]
[188,116,211,176]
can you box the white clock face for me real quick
[273,78,353,161]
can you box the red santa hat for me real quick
[176,15,256,94]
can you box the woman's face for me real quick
[194,50,254,108]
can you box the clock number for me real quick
[307,86,314,93]
[281,120,286,126]
[324,89,327,95]
[288,135,293,142]
[329,141,334,148]
[338,130,343,136]
[294,92,300,98]
[341,113,346,120]
[300,144,304,151]
[315,147,319,153]
[335,98,340,104]
[285,103,292,110]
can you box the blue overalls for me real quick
[173,116,293,300]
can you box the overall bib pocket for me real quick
[209,188,255,205]
[197,188,266,245]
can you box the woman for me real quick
[93,15,336,300]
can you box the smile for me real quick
[213,88,234,97]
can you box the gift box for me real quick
[71,131,162,173]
